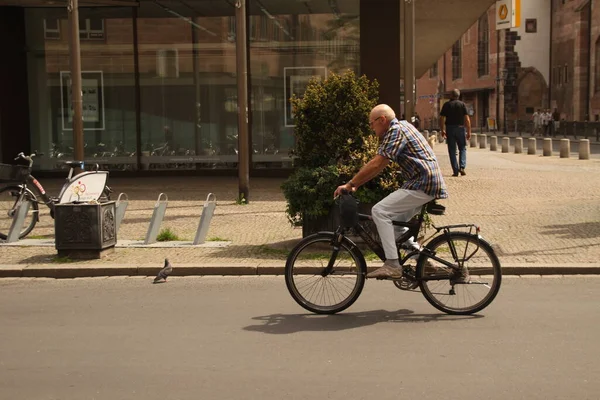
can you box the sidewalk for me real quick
[2,141,600,278]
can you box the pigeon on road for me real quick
[153,258,173,284]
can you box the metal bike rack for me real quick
[193,193,217,245]
[115,193,129,234]
[6,197,31,243]
[144,193,168,245]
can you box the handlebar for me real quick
[14,151,44,168]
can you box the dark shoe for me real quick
[459,169,466,176]
[367,263,403,279]
[452,172,459,177]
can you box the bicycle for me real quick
[0,151,112,240]
[285,193,502,315]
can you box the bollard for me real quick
[490,136,498,151]
[423,130,429,139]
[115,193,129,234]
[193,193,217,245]
[479,134,487,149]
[144,193,168,245]
[528,138,537,155]
[579,139,590,160]
[502,137,510,153]
[6,198,31,243]
[543,138,552,156]
[470,133,478,148]
[515,137,523,154]
[560,139,570,158]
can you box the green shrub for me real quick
[281,165,340,225]
[282,70,403,226]
[290,71,379,168]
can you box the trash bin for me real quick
[54,201,117,259]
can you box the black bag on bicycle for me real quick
[338,193,359,228]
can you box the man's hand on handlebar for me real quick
[334,182,356,198]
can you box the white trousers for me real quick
[371,189,434,260]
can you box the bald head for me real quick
[369,104,396,139]
[370,104,396,120]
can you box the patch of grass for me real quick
[207,236,230,242]
[235,193,248,205]
[156,227,181,242]
[28,235,51,240]
[257,245,289,257]
[51,256,75,263]
[363,250,380,262]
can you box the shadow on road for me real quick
[243,309,482,334]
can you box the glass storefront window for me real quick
[248,0,360,169]
[22,0,360,172]
[138,1,237,170]
[25,7,137,172]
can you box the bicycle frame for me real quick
[327,203,483,279]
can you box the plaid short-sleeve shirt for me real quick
[377,119,448,199]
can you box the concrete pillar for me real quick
[543,138,552,156]
[470,133,478,148]
[423,130,429,139]
[528,138,536,155]
[479,134,487,149]
[515,137,523,154]
[502,137,510,153]
[490,136,498,151]
[579,139,590,160]
[560,139,570,158]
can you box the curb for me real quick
[2,263,600,279]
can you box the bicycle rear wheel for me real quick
[285,232,367,314]
[0,185,38,240]
[416,232,502,315]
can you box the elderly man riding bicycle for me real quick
[334,104,452,280]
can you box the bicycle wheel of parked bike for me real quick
[285,232,367,314]
[416,232,501,315]
[0,186,38,240]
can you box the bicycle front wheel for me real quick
[285,233,367,314]
[0,186,38,240]
[417,232,502,315]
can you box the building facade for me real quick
[416,0,600,131]
[0,0,503,173]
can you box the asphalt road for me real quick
[1,276,599,400]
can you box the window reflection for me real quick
[25,0,360,172]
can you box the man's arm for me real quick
[464,114,471,140]
[439,116,446,137]
[334,155,389,197]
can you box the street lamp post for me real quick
[67,0,84,168]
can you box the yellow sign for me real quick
[499,4,508,20]
[496,0,520,29]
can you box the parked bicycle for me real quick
[285,193,502,315]
[0,152,112,240]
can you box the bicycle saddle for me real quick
[63,160,85,168]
